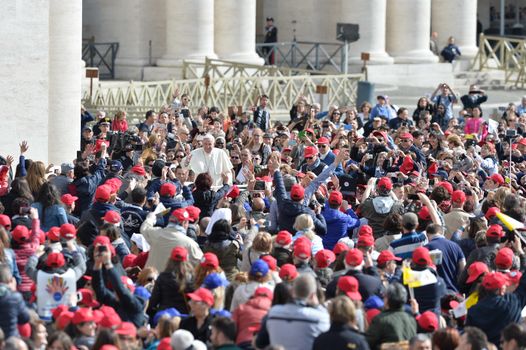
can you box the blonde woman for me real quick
[292,214,323,254]
[26,161,47,198]
[240,232,273,272]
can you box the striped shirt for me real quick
[389,232,428,260]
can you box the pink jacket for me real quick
[0,166,9,197]
[112,119,128,132]
[14,219,41,293]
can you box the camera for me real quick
[97,245,108,253]
[506,129,518,138]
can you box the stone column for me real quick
[157,0,217,66]
[386,0,438,63]
[214,0,264,64]
[48,0,82,164]
[341,0,393,64]
[432,0,478,59]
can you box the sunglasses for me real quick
[305,156,314,160]
[319,144,328,148]
[231,156,240,159]
[401,139,412,142]
[175,155,184,159]
[146,277,156,282]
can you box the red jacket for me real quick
[232,295,272,344]
[0,165,9,197]
[14,219,41,293]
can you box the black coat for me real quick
[313,323,370,350]
[326,268,384,301]
[147,271,194,317]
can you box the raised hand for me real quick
[19,141,29,154]
[5,155,14,167]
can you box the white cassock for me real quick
[188,148,233,186]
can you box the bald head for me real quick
[252,197,265,211]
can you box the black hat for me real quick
[266,17,274,21]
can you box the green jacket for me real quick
[365,309,417,350]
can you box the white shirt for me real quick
[187,147,233,186]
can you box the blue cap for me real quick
[153,308,187,325]
[134,286,151,300]
[110,160,123,172]
[364,295,384,310]
[210,309,232,318]
[250,259,269,277]
[202,273,229,290]
[434,170,448,179]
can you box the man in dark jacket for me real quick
[466,270,526,345]
[366,283,417,349]
[321,190,360,250]
[0,264,30,338]
[270,159,327,236]
[72,153,107,216]
[326,249,384,300]
[298,146,327,176]
[159,182,194,226]
[410,247,447,315]
[92,245,146,327]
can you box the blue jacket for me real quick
[0,285,30,338]
[31,203,68,231]
[320,152,344,175]
[370,104,396,121]
[273,170,327,236]
[77,202,123,247]
[466,271,526,345]
[321,204,360,250]
[160,186,194,226]
[146,178,181,200]
[72,158,107,216]
[411,268,447,315]
[5,249,21,285]
[92,266,146,327]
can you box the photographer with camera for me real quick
[92,236,146,327]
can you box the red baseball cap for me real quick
[261,255,277,271]
[46,252,66,268]
[507,270,523,285]
[60,223,77,240]
[412,247,432,266]
[314,249,336,268]
[290,184,305,201]
[485,207,501,220]
[56,311,74,330]
[416,311,438,332]
[452,190,466,204]
[279,264,298,281]
[357,234,374,248]
[399,132,414,140]
[102,210,121,224]
[275,230,293,246]
[171,208,190,222]
[317,137,330,145]
[294,241,311,259]
[329,191,343,205]
[333,242,350,255]
[187,287,215,307]
[95,185,112,201]
[115,322,137,338]
[490,173,505,185]
[131,165,146,176]
[170,247,188,262]
[12,225,30,243]
[377,177,393,191]
[78,288,100,308]
[47,227,61,242]
[482,271,509,290]
[105,178,122,194]
[304,146,318,158]
[358,225,373,237]
[227,185,240,199]
[337,276,361,301]
[72,308,95,325]
[495,247,514,270]
[377,250,401,267]
[185,206,201,223]
[466,262,489,284]
[122,254,137,269]
[345,248,364,266]
[93,235,116,256]
[51,305,68,320]
[0,214,11,229]
[200,252,219,269]
[418,206,431,221]
[254,287,274,299]
[61,194,78,206]
[160,183,177,197]
[436,181,454,195]
[486,224,505,238]
[99,309,122,329]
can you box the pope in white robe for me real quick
[186,134,233,186]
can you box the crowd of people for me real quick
[1,88,526,350]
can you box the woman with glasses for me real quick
[246,128,271,165]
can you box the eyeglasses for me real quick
[146,277,156,282]
[319,144,328,148]
[175,155,184,159]
[333,113,341,115]
[254,157,261,161]
[305,156,314,160]
[231,156,240,159]
[401,139,412,143]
